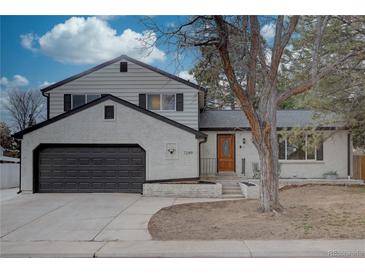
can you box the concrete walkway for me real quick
[1,191,364,257]
[1,240,364,258]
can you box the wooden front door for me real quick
[217,134,235,172]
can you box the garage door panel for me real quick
[79,183,92,189]
[36,145,145,193]
[63,183,78,189]
[126,165,145,171]
[40,182,64,190]
[130,170,145,177]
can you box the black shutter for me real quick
[316,142,324,161]
[139,94,146,108]
[64,94,71,112]
[176,93,184,111]
[120,62,128,72]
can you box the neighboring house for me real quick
[13,55,352,193]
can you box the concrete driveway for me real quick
[0,192,218,242]
[0,191,223,256]
[1,192,364,257]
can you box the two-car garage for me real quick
[34,144,145,193]
[14,95,204,194]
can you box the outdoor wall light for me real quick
[167,148,176,154]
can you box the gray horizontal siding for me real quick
[47,61,199,129]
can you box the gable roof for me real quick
[199,110,345,130]
[40,55,207,94]
[13,95,207,139]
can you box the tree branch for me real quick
[247,16,260,100]
[311,16,329,79]
[213,16,261,140]
[276,49,365,105]
[270,16,299,83]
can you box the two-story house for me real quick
[13,55,353,193]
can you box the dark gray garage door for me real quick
[35,144,145,193]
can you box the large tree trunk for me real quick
[252,108,282,212]
[256,134,281,212]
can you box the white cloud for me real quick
[20,33,37,51]
[39,81,55,88]
[0,75,29,89]
[20,16,165,65]
[95,15,117,21]
[177,70,196,83]
[261,23,276,42]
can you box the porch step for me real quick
[222,191,242,195]
[222,187,241,193]
[222,183,242,195]
[221,194,245,199]
[222,185,241,189]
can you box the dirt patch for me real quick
[148,185,365,240]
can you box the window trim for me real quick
[71,94,101,109]
[279,134,323,162]
[104,105,115,120]
[146,93,176,111]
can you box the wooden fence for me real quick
[353,155,365,180]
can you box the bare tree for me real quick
[144,16,365,212]
[0,121,13,149]
[3,88,46,131]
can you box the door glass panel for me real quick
[223,139,230,156]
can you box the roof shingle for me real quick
[199,110,344,129]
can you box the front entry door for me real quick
[217,134,235,173]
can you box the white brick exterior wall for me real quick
[201,130,350,179]
[20,98,201,192]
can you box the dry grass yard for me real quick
[148,185,365,240]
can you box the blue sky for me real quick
[0,15,198,92]
[0,15,277,126]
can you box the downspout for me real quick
[46,94,50,120]
[17,141,22,194]
[198,137,208,177]
[347,132,351,179]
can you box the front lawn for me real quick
[148,185,365,240]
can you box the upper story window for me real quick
[278,134,324,161]
[147,94,176,111]
[72,94,101,109]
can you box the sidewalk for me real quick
[1,240,364,257]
